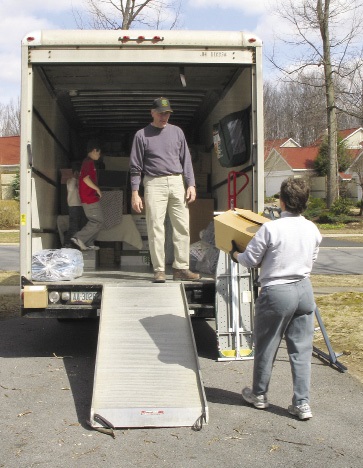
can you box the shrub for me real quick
[264,196,277,204]
[304,197,327,220]
[330,197,353,216]
[0,200,20,229]
[317,212,352,225]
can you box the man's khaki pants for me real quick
[144,174,190,272]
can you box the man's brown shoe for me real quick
[172,269,200,281]
[153,271,166,283]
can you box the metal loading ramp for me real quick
[90,283,208,430]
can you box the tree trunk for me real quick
[122,0,133,29]
[318,0,339,207]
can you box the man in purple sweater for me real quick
[130,97,200,283]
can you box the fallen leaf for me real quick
[17,411,32,417]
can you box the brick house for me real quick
[264,128,363,202]
[264,138,321,197]
[0,135,20,200]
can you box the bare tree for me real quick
[74,0,183,30]
[268,0,363,207]
[0,99,20,136]
[264,76,327,146]
[336,56,363,126]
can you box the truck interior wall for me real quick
[32,68,71,251]
[199,68,253,211]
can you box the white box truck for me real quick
[20,29,264,319]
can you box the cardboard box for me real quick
[98,247,118,266]
[120,241,151,266]
[214,209,270,253]
[24,285,48,308]
[60,168,73,184]
[82,250,97,269]
[189,199,215,243]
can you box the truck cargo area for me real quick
[20,30,264,318]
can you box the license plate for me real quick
[71,291,98,304]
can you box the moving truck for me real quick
[20,29,264,319]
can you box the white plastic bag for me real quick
[32,248,84,281]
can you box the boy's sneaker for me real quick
[288,403,313,420]
[71,237,87,251]
[242,387,269,409]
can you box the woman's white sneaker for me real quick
[242,387,269,409]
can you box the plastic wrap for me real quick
[190,237,219,276]
[32,248,84,282]
[199,221,216,246]
[196,244,220,275]
[190,222,220,275]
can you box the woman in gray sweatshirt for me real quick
[231,177,322,420]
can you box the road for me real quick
[313,237,363,274]
[0,314,362,467]
[2,240,363,275]
[0,244,19,271]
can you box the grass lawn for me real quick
[0,231,19,243]
[314,292,363,383]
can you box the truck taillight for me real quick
[26,36,35,42]
[248,38,257,43]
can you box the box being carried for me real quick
[214,209,270,253]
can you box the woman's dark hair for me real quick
[280,177,310,214]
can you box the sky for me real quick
[1,1,361,106]
[0,0,278,105]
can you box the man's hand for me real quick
[131,191,144,213]
[230,240,242,263]
[186,186,196,204]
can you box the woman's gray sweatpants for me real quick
[252,277,315,406]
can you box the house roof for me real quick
[339,172,352,181]
[313,127,363,147]
[0,136,20,165]
[347,148,362,160]
[339,128,361,141]
[264,137,300,159]
[269,146,319,170]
